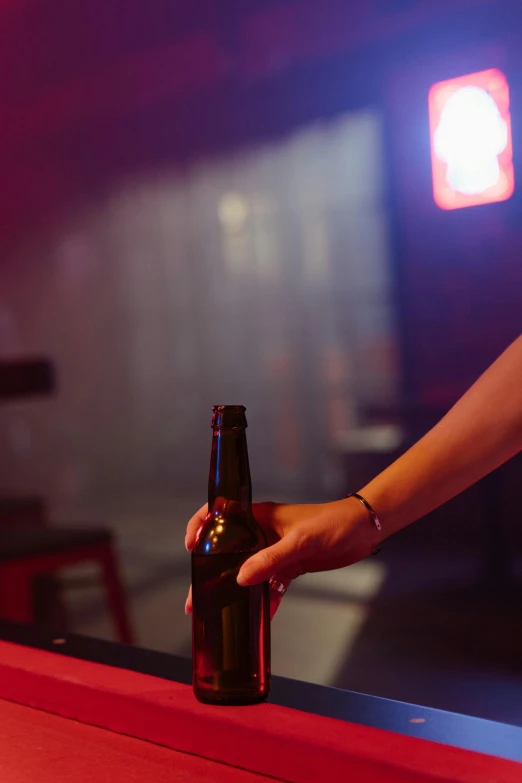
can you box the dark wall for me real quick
[2,0,521,500]
[386,24,522,410]
[0,0,502,244]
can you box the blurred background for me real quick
[1,0,522,724]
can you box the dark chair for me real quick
[0,497,63,627]
[0,361,133,644]
[0,526,133,644]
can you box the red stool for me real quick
[0,528,134,645]
[0,497,66,627]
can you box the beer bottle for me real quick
[192,405,270,705]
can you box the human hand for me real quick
[184,497,381,618]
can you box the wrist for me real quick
[347,492,382,532]
[349,492,384,547]
[336,495,383,555]
[358,479,408,540]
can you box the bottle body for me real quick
[191,407,270,705]
[192,545,270,705]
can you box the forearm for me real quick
[358,335,522,538]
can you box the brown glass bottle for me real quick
[191,405,270,705]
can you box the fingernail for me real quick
[185,538,191,552]
[237,571,248,586]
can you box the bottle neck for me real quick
[208,427,252,511]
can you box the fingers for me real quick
[185,585,193,615]
[237,531,313,586]
[269,577,292,620]
[185,504,208,551]
[184,504,206,615]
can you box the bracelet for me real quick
[346,493,382,555]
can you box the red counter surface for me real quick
[0,639,520,783]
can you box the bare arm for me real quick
[361,335,522,538]
[185,335,522,605]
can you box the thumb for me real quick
[237,533,309,586]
